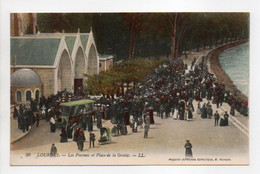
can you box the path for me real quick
[11,47,248,165]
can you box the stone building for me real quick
[10,13,37,36]
[11,69,43,105]
[11,29,99,104]
[99,55,114,72]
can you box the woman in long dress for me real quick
[197,101,201,114]
[172,108,178,120]
[60,126,68,143]
[219,114,226,126]
[184,140,193,158]
[187,105,193,120]
[149,107,155,124]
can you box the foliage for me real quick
[84,58,165,96]
[37,13,249,59]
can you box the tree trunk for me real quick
[121,83,124,96]
[171,13,178,59]
[209,34,212,49]
[175,35,179,58]
[131,33,137,57]
[225,33,229,43]
[178,26,187,56]
[143,39,146,57]
[221,34,224,45]
[133,81,136,91]
[215,34,218,47]
[116,83,120,96]
[196,35,200,52]
[128,15,135,58]
[127,82,129,91]
[189,31,193,52]
[203,35,207,50]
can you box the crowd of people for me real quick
[12,54,249,151]
[95,56,248,132]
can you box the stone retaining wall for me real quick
[207,39,249,102]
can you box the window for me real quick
[26,90,32,101]
[61,106,71,117]
[74,105,85,116]
[16,91,21,101]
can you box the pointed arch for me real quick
[57,50,73,92]
[87,44,98,75]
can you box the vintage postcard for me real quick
[9,12,249,165]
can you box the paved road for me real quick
[10,48,249,165]
[11,101,248,165]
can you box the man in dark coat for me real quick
[50,143,57,157]
[82,115,87,130]
[17,113,22,129]
[66,123,74,139]
[214,110,220,126]
[89,132,96,148]
[165,102,171,118]
[73,127,80,142]
[13,106,19,119]
[144,121,150,138]
[207,105,213,119]
[230,103,235,116]
[25,110,30,131]
[87,115,93,132]
[36,112,40,127]
[77,128,85,151]
[96,110,102,129]
[21,115,26,132]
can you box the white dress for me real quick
[173,109,178,120]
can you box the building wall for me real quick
[34,68,55,97]
[107,59,113,70]
[99,59,113,72]
[11,67,55,97]
[11,85,42,105]
[10,13,37,36]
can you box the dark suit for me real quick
[214,113,220,126]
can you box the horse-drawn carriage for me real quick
[58,99,96,127]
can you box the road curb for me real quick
[11,126,32,144]
[219,106,249,137]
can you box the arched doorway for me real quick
[35,89,40,103]
[58,50,72,92]
[87,44,98,75]
[26,90,32,101]
[16,91,21,102]
[74,47,86,95]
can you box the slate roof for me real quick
[65,36,76,54]
[80,34,89,49]
[11,38,61,66]
[11,69,42,86]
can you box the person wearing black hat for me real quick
[184,140,193,158]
